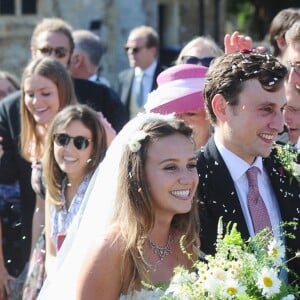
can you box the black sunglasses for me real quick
[124,46,146,55]
[38,46,69,59]
[54,133,92,150]
[181,56,215,67]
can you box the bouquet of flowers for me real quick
[160,218,300,300]
[275,144,300,183]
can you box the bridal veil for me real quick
[38,112,175,299]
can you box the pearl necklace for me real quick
[148,233,173,261]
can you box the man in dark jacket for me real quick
[115,25,165,118]
[197,51,300,281]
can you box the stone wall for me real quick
[0,0,225,84]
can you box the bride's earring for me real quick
[87,158,92,164]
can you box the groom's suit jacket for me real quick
[197,137,300,278]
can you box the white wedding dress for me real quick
[119,289,164,300]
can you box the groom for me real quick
[197,50,300,280]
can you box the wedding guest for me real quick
[197,50,300,280]
[268,7,300,60]
[21,57,77,250]
[42,104,107,276]
[116,25,165,118]
[282,80,300,146]
[70,30,110,87]
[271,21,300,146]
[145,64,210,149]
[281,22,300,91]
[20,57,77,299]
[0,92,34,300]
[30,17,127,132]
[0,71,19,100]
[0,144,13,299]
[0,71,21,288]
[176,36,223,67]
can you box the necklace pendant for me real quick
[149,233,173,261]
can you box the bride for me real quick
[38,112,200,299]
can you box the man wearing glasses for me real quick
[115,25,165,118]
[29,18,128,132]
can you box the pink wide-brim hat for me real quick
[144,64,208,114]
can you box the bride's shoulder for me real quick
[90,225,125,258]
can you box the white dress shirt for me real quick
[129,60,158,118]
[133,60,157,105]
[214,135,282,238]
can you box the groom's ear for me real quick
[211,94,227,123]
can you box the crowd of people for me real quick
[0,7,299,300]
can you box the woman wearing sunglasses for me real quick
[42,104,107,277]
[175,36,223,67]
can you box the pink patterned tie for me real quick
[246,166,272,233]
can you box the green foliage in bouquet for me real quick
[160,218,300,300]
[275,144,300,184]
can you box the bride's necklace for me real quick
[148,233,174,261]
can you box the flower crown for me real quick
[128,130,148,152]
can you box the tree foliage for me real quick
[226,0,300,40]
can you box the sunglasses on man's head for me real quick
[124,46,146,55]
[54,133,92,150]
[38,46,69,59]
[181,55,215,67]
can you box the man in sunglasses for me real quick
[115,25,165,119]
[30,18,128,132]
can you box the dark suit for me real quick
[197,136,300,279]
[115,63,165,115]
[0,92,35,275]
[73,78,128,132]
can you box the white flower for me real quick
[128,130,148,152]
[221,278,246,299]
[159,220,299,299]
[267,239,285,265]
[165,268,196,297]
[203,268,226,296]
[257,267,281,298]
[293,162,300,176]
